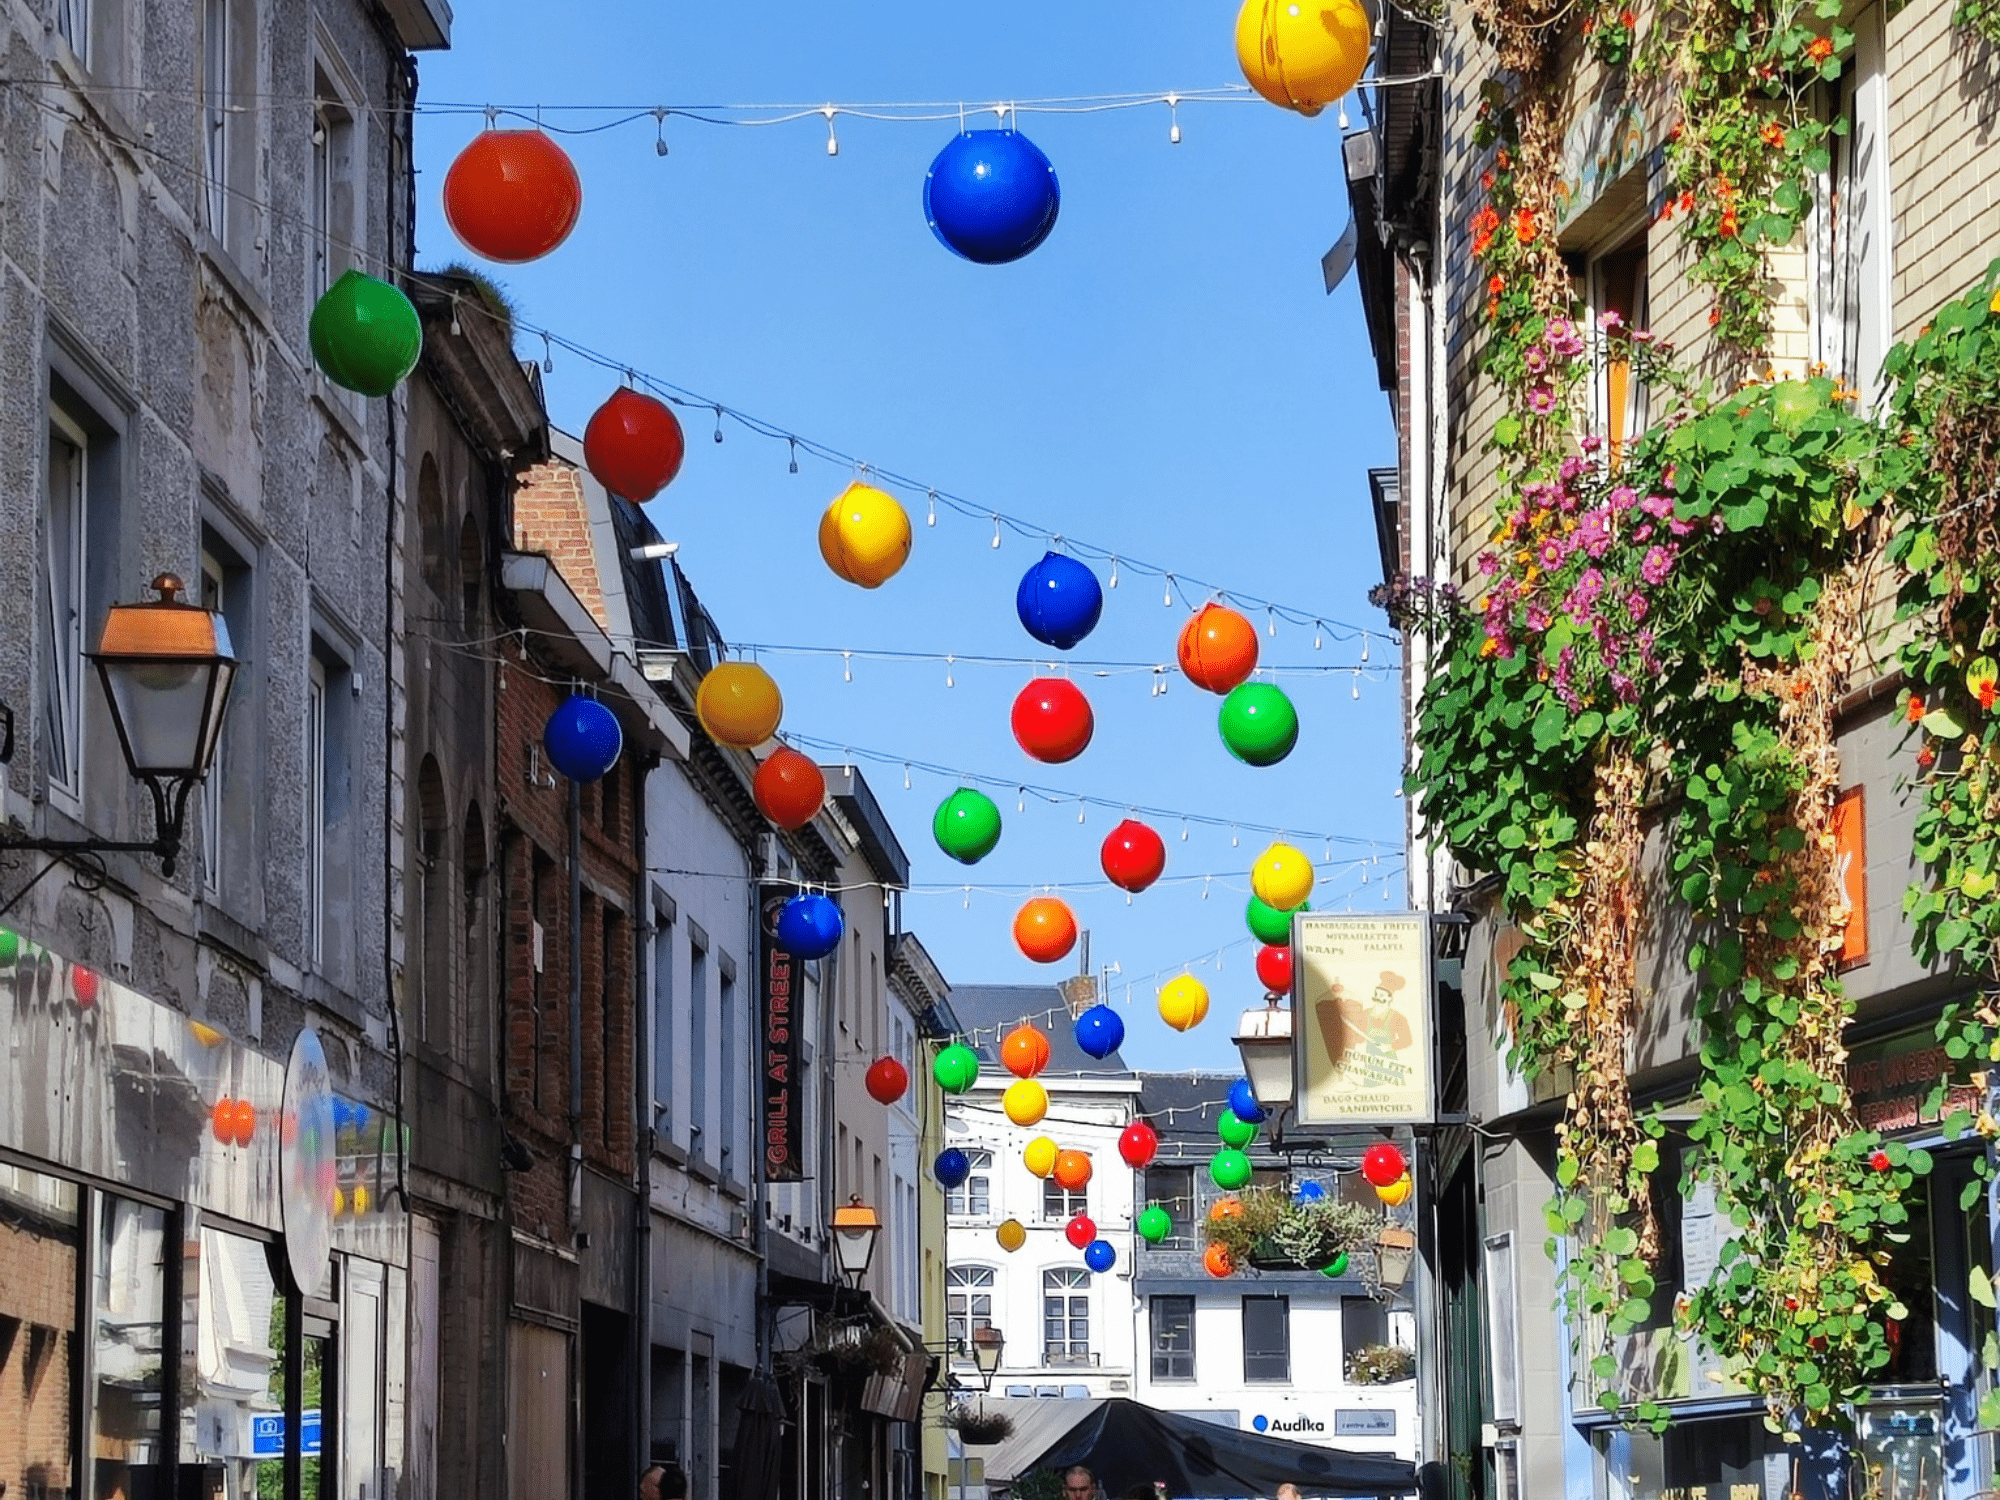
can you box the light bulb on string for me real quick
[991,515,1003,549]
[1315,622,1325,650]
[788,438,799,474]
[927,489,937,527]
[842,651,852,683]
[1352,671,1362,700]
[964,886,972,910]
[1166,93,1182,144]
[1163,574,1175,608]
[945,656,955,688]
[1362,635,1371,662]
[1338,101,1350,129]
[1267,606,1277,638]
[449,295,462,337]
[541,334,555,373]
[1180,819,1189,843]
[822,105,840,156]
[654,107,670,156]
[903,763,911,790]
[1077,806,1086,825]
[713,406,725,443]
[1017,788,1026,814]
[1230,826,1239,848]
[1202,876,1212,900]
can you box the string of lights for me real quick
[406,627,1406,856]
[14,84,1404,651]
[645,861,1399,906]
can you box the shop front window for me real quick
[0,1167,80,1500]
[94,1194,168,1500]
[189,1227,284,1500]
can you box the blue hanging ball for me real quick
[924,129,1061,265]
[775,893,844,960]
[935,1148,972,1190]
[1074,1003,1126,1060]
[1228,1079,1267,1124]
[1084,1238,1116,1274]
[544,695,623,783]
[1016,552,1104,651]
[1294,1180,1326,1204]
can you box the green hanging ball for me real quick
[933,1042,982,1095]
[1217,1109,1257,1149]
[310,269,422,397]
[1210,1147,1252,1190]
[0,929,16,965]
[1137,1205,1172,1245]
[933,787,1003,865]
[1321,1251,1350,1278]
[1217,682,1299,767]
[1246,894,1308,946]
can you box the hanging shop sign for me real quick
[760,886,806,1183]
[1293,913,1433,1127]
[1833,785,1869,968]
[280,1026,337,1293]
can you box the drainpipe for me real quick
[634,759,655,1477]
[569,773,584,1234]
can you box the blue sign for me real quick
[249,1411,321,1458]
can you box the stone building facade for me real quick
[1357,6,2000,1500]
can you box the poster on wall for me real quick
[1293,913,1434,1127]
[1832,786,1868,968]
[759,885,804,1183]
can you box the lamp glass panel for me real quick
[99,658,221,775]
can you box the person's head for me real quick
[1062,1468,1098,1500]
[641,1463,688,1500]
[1278,1485,1305,1500]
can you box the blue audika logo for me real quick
[1252,1415,1269,1432]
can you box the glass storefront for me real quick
[0,1165,80,1500]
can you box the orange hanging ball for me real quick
[1052,1149,1093,1192]
[1002,1024,1052,1079]
[1209,1196,1246,1223]
[1013,897,1079,964]
[1204,1242,1237,1278]
[754,747,827,830]
[442,130,583,263]
[1235,0,1374,118]
[1178,603,1260,693]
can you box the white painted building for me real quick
[943,985,1141,1400]
[1128,1075,1418,1463]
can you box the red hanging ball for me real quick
[865,1056,909,1106]
[1011,678,1094,763]
[1065,1213,1097,1249]
[754,747,827,830]
[1255,944,1294,995]
[233,1099,258,1147]
[1100,819,1167,893]
[584,388,687,503]
[1361,1141,1407,1188]
[72,964,99,1008]
[1118,1121,1159,1169]
[442,129,583,263]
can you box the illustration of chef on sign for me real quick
[1295,915,1432,1125]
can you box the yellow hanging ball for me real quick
[819,481,913,589]
[1004,1078,1050,1127]
[351,1183,371,1216]
[1023,1136,1059,1179]
[1234,0,1373,117]
[1376,1173,1413,1208]
[696,661,784,748]
[1158,974,1211,1032]
[996,1218,1027,1252]
[1251,842,1315,912]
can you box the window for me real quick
[718,957,737,1174]
[1042,1177,1086,1221]
[690,940,708,1160]
[1342,1295,1389,1371]
[1143,1168,1195,1248]
[1590,235,1650,466]
[198,529,253,901]
[1150,1296,1195,1381]
[42,406,88,804]
[651,906,674,1132]
[1043,1268,1091,1365]
[414,755,449,1042]
[1813,5,1891,401]
[603,907,625,1150]
[94,1195,169,1493]
[56,0,90,62]
[309,80,357,308]
[56,0,127,81]
[530,849,554,1113]
[200,0,231,240]
[0,1169,79,1500]
[306,638,353,979]
[946,1151,992,1218]
[1242,1295,1290,1382]
[463,803,489,1061]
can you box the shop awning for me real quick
[982,1396,1417,1498]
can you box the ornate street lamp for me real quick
[1234,995,1295,1113]
[969,1325,1006,1392]
[832,1196,882,1287]
[2,575,236,878]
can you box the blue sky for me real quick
[413,3,1406,1072]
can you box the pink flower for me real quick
[1477,551,1500,576]
[1539,537,1566,568]
[1581,434,1605,453]
[1524,346,1549,374]
[1527,385,1558,414]
[1640,494,1674,519]
[1626,590,1648,622]
[1599,309,1625,330]
[1640,546,1674,584]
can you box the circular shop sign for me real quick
[280,1027,337,1293]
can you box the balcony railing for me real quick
[1040,1349,1100,1368]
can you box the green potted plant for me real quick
[1203,1186,1380,1272]
[1346,1343,1416,1385]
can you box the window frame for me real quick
[1810,3,1892,405]
[43,403,90,812]
[1150,1295,1196,1382]
[1042,1267,1091,1366]
[1588,233,1651,468]
[306,654,328,966]
[946,1151,993,1219]
[1242,1294,1291,1383]
[946,1265,996,1354]
[200,0,232,243]
[197,523,255,904]
[1041,1177,1086,1222]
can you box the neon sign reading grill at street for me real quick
[761,885,804,1182]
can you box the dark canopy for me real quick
[1002,1397,1417,1498]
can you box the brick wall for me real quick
[514,461,607,624]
